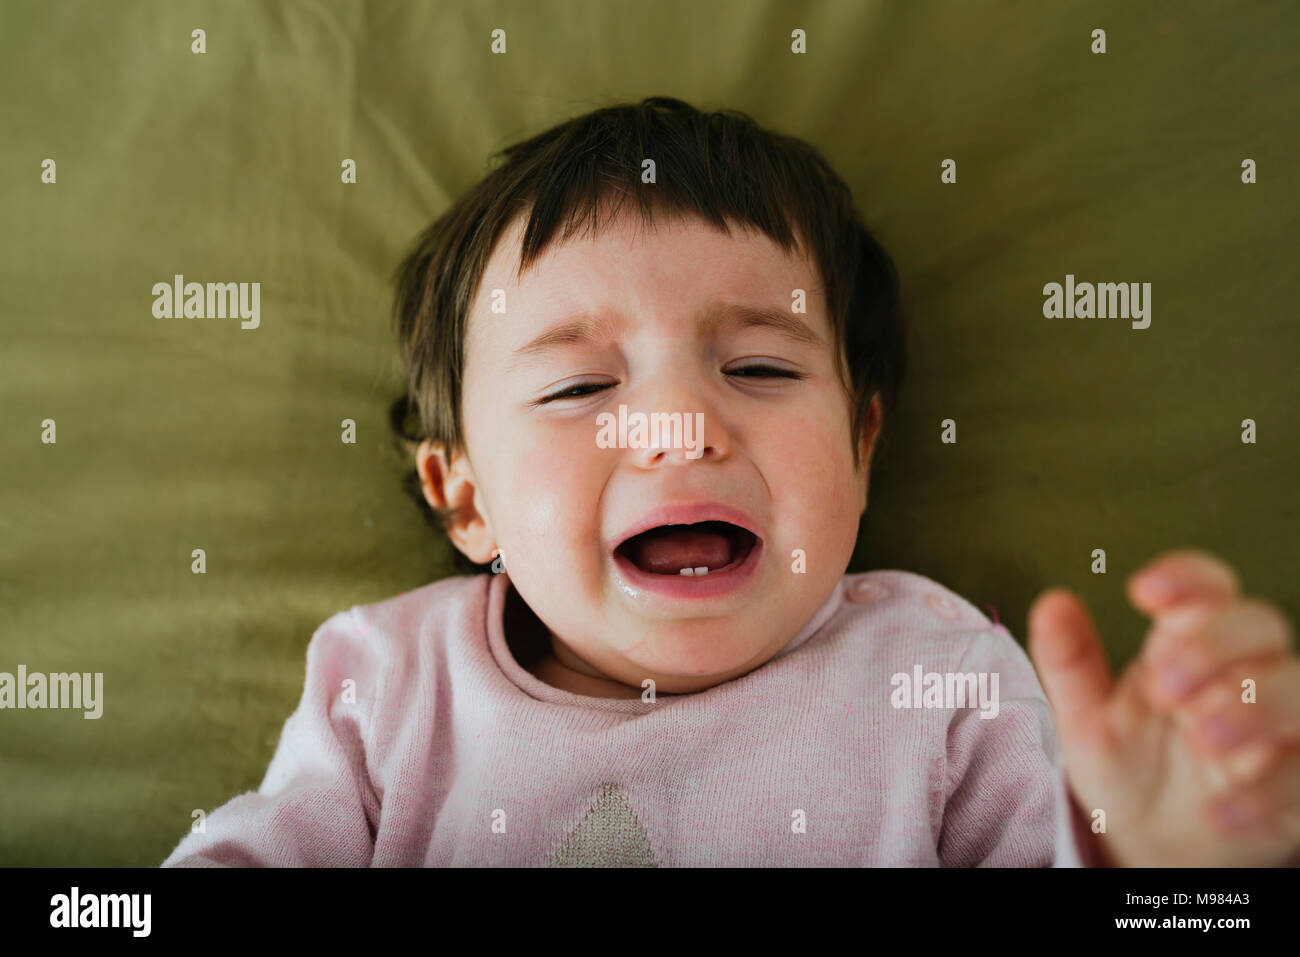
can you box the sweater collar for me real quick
[483,571,846,712]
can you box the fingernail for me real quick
[1200,715,1246,750]
[1139,571,1180,602]
[1213,797,1258,831]
[1158,664,1197,698]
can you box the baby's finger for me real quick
[1178,658,1300,760]
[1141,598,1294,707]
[1127,548,1240,617]
[1027,588,1113,751]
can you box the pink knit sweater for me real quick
[161,570,1099,866]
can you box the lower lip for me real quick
[611,537,764,600]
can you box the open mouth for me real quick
[614,521,760,577]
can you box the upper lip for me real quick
[611,502,763,553]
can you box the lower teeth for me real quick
[679,566,710,576]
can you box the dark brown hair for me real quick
[390,96,907,559]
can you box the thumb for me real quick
[1028,588,1114,750]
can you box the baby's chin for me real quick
[611,619,789,686]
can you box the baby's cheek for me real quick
[767,420,860,553]
[496,437,605,583]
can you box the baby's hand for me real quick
[1027,548,1300,866]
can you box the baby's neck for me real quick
[527,652,645,699]
[503,581,643,699]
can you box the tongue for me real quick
[624,525,735,574]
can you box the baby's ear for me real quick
[858,394,883,470]
[855,395,884,513]
[416,440,497,563]
[415,439,453,513]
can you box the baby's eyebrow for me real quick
[507,313,624,370]
[713,303,823,348]
[507,301,822,370]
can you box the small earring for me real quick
[490,549,505,574]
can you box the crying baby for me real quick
[162,97,1300,868]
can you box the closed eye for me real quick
[533,365,806,405]
[726,365,806,380]
[534,382,612,405]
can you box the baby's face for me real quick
[443,207,879,693]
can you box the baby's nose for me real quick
[626,408,724,468]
